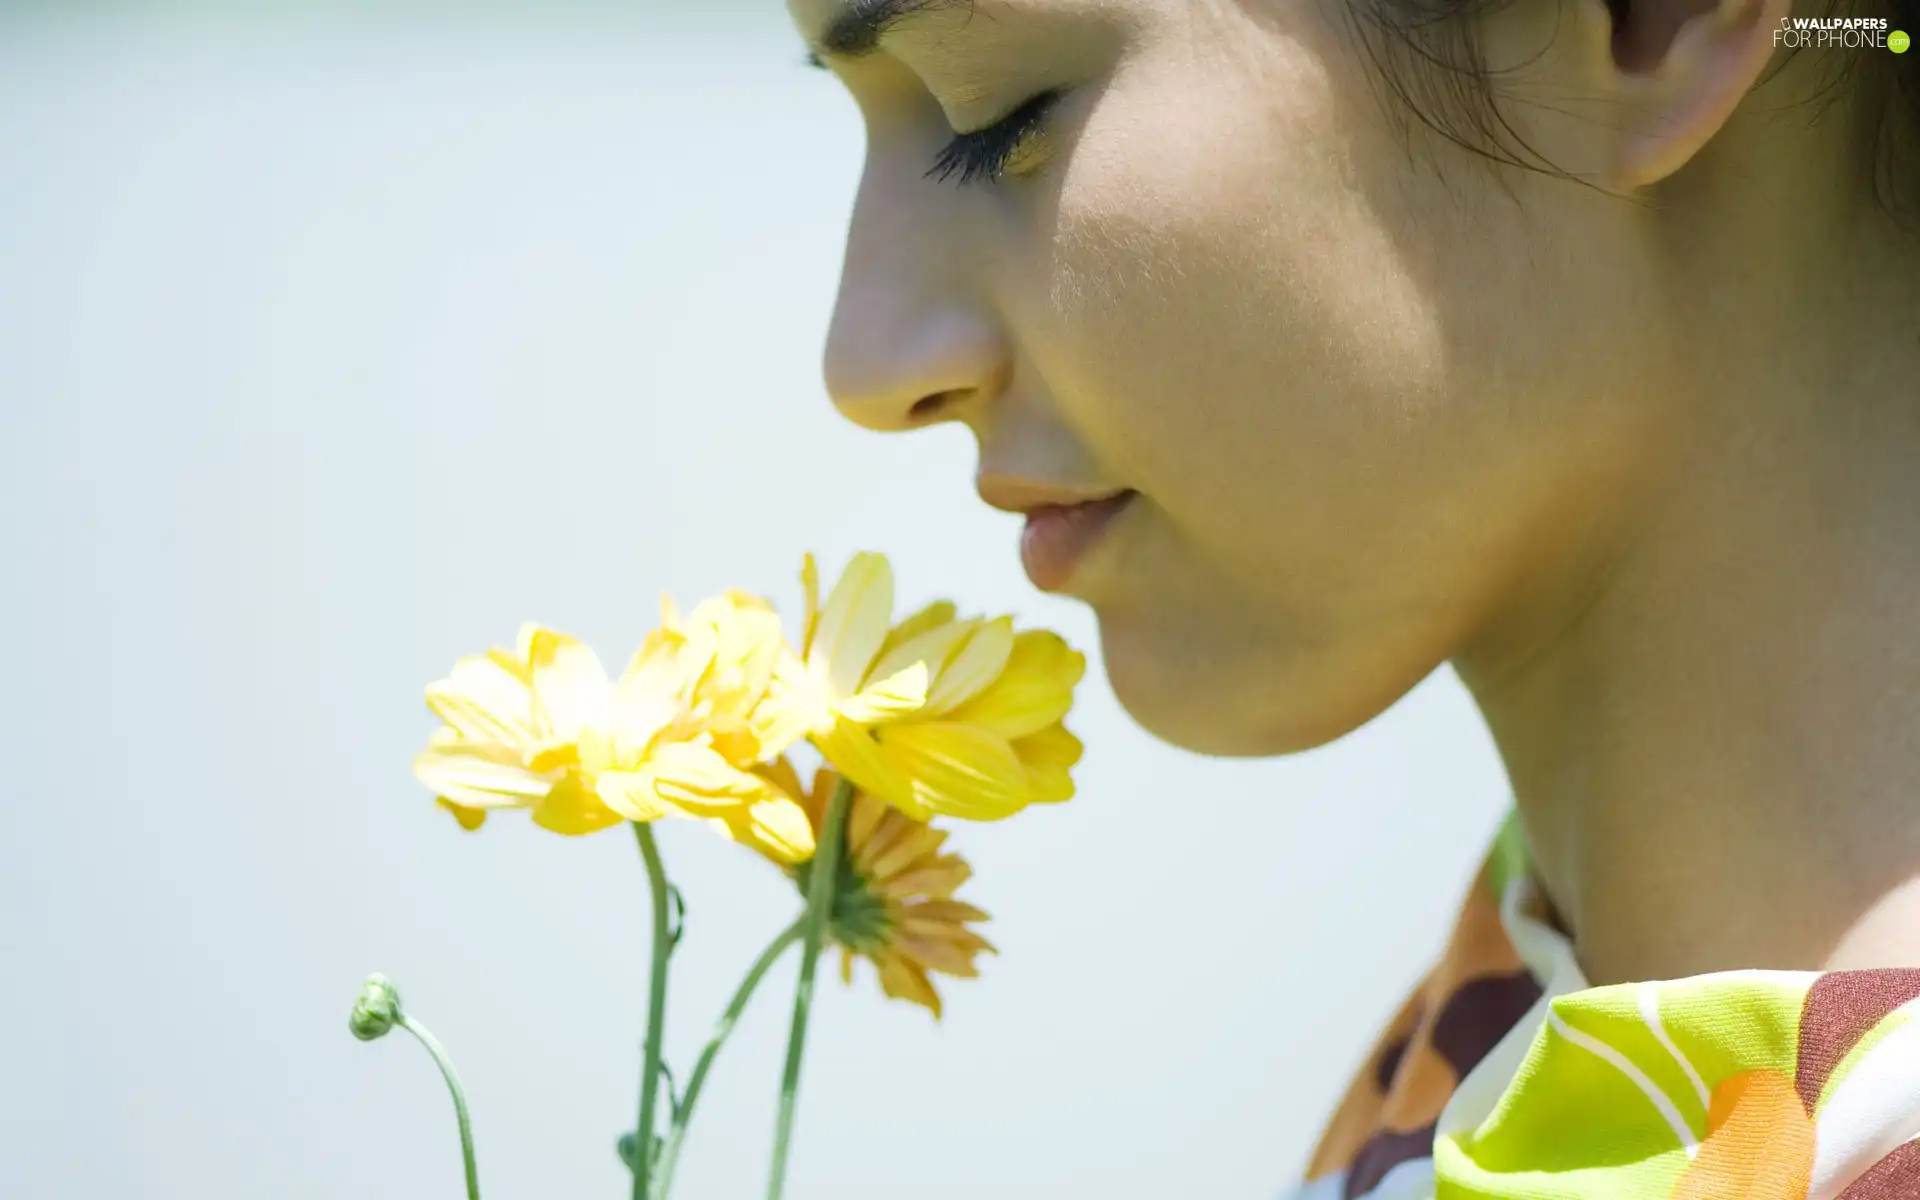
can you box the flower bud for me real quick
[348,973,403,1041]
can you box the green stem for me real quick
[397,1014,481,1200]
[764,778,853,1200]
[650,917,806,1200]
[633,821,673,1200]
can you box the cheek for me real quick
[1019,32,1460,595]
[995,15,1652,754]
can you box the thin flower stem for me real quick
[396,1014,481,1200]
[650,917,806,1200]
[764,777,854,1200]
[633,821,674,1200]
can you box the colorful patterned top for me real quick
[1292,813,1920,1200]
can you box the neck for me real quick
[1458,232,1920,987]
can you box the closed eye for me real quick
[927,90,1062,187]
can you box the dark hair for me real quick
[1345,0,1920,221]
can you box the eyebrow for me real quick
[807,0,973,60]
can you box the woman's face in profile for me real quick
[789,0,1688,756]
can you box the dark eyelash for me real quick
[926,91,1061,187]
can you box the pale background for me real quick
[0,3,1510,1197]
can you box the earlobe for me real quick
[1600,0,1793,190]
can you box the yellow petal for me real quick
[757,757,807,809]
[724,611,785,701]
[705,717,763,767]
[682,592,784,718]
[956,930,998,958]
[711,794,818,864]
[1017,721,1083,768]
[760,650,832,742]
[873,722,1032,821]
[527,628,611,744]
[527,742,583,775]
[899,899,991,925]
[894,934,980,977]
[413,738,557,809]
[594,768,682,823]
[533,773,628,835]
[425,653,538,750]
[645,741,784,809]
[810,552,893,700]
[813,720,918,817]
[799,553,821,659]
[864,620,973,701]
[745,666,817,762]
[835,661,929,726]
[575,725,617,777]
[436,797,489,831]
[875,952,944,1019]
[606,672,681,767]
[486,627,541,684]
[943,629,1083,739]
[872,600,960,667]
[865,821,941,882]
[843,789,890,855]
[1045,631,1087,689]
[620,625,686,694]
[875,859,973,899]
[690,587,775,621]
[1013,723,1082,804]
[921,616,1015,718]
[1023,768,1074,805]
[852,807,917,875]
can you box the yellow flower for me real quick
[767,761,996,1020]
[661,588,805,765]
[412,609,815,862]
[794,553,1088,821]
[777,551,932,731]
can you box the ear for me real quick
[1567,0,1795,190]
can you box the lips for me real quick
[1019,490,1137,592]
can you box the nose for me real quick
[822,171,1011,433]
[825,306,1009,432]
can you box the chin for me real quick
[1094,606,1371,758]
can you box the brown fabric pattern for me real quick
[1304,856,1541,1191]
[1793,969,1920,1114]
[1305,992,1425,1184]
[1837,1137,1920,1199]
[1345,1126,1438,1198]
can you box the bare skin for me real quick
[787,0,1920,986]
